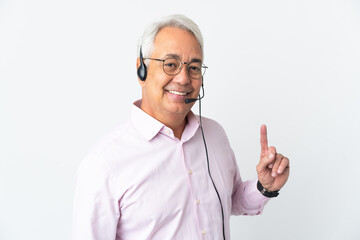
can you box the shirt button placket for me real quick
[180,142,203,239]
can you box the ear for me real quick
[136,57,145,86]
[136,57,140,69]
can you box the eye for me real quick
[189,66,200,72]
[164,59,179,73]
[188,63,202,74]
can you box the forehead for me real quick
[152,27,202,60]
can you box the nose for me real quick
[173,64,191,85]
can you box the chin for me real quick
[165,103,192,115]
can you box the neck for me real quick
[155,112,187,139]
[139,104,189,139]
[166,115,187,139]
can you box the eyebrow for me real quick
[164,54,202,63]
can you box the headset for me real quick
[137,46,147,81]
[137,46,226,240]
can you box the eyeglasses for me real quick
[144,57,208,79]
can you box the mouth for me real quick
[167,90,189,96]
[164,89,193,102]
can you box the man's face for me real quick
[138,27,203,122]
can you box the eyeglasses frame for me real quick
[143,57,208,79]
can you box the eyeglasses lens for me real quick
[163,58,205,78]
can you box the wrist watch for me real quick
[257,180,280,198]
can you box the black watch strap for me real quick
[257,180,280,198]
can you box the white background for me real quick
[1,0,359,239]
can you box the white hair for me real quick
[137,14,204,59]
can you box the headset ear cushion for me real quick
[137,46,147,81]
[137,61,147,81]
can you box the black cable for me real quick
[198,97,226,240]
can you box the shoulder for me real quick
[196,115,227,135]
[75,119,138,194]
[194,115,231,145]
[87,119,133,156]
[77,119,135,174]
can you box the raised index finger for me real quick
[260,124,268,153]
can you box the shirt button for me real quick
[202,230,206,235]
[188,169,192,175]
[166,129,171,134]
[196,199,200,204]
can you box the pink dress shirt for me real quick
[72,100,269,240]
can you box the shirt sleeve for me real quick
[231,178,270,215]
[230,150,270,216]
[72,154,120,240]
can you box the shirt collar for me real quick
[131,99,200,142]
[181,111,200,142]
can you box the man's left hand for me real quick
[256,124,290,192]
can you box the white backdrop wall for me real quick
[1,0,359,239]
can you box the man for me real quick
[72,14,290,240]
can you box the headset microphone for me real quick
[185,82,204,104]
